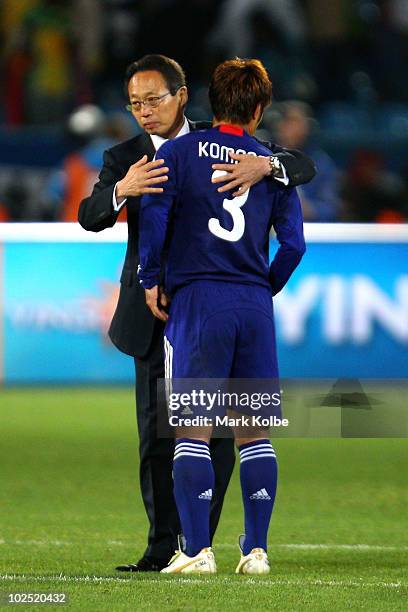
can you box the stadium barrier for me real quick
[0,223,407,384]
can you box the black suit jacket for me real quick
[78,119,315,358]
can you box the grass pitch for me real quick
[1,387,407,611]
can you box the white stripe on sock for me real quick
[175,443,210,452]
[173,452,211,461]
[240,452,276,464]
[240,448,275,460]
[240,448,276,457]
[174,449,211,459]
[174,446,210,457]
[239,443,274,458]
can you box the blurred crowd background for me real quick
[0,0,408,223]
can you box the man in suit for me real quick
[78,54,316,572]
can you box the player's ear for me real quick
[178,86,188,107]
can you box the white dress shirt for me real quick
[112,117,190,212]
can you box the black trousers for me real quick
[134,322,236,561]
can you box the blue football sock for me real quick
[173,438,214,557]
[239,439,278,555]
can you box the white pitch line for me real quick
[0,575,405,590]
[1,540,408,552]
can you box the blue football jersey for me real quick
[138,125,305,296]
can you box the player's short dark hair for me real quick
[124,54,186,96]
[209,58,272,125]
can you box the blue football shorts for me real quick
[164,280,278,378]
[163,281,281,421]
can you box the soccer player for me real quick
[138,59,306,574]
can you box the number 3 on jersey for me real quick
[208,170,250,242]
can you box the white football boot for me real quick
[235,535,270,575]
[161,538,216,574]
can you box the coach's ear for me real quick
[177,86,188,108]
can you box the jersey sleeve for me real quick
[269,188,306,296]
[138,141,178,289]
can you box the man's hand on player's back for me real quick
[212,152,272,196]
[116,156,169,203]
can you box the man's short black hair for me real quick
[124,54,186,97]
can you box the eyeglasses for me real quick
[126,92,171,113]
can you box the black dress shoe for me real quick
[115,556,168,572]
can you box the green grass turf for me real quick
[0,387,407,611]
